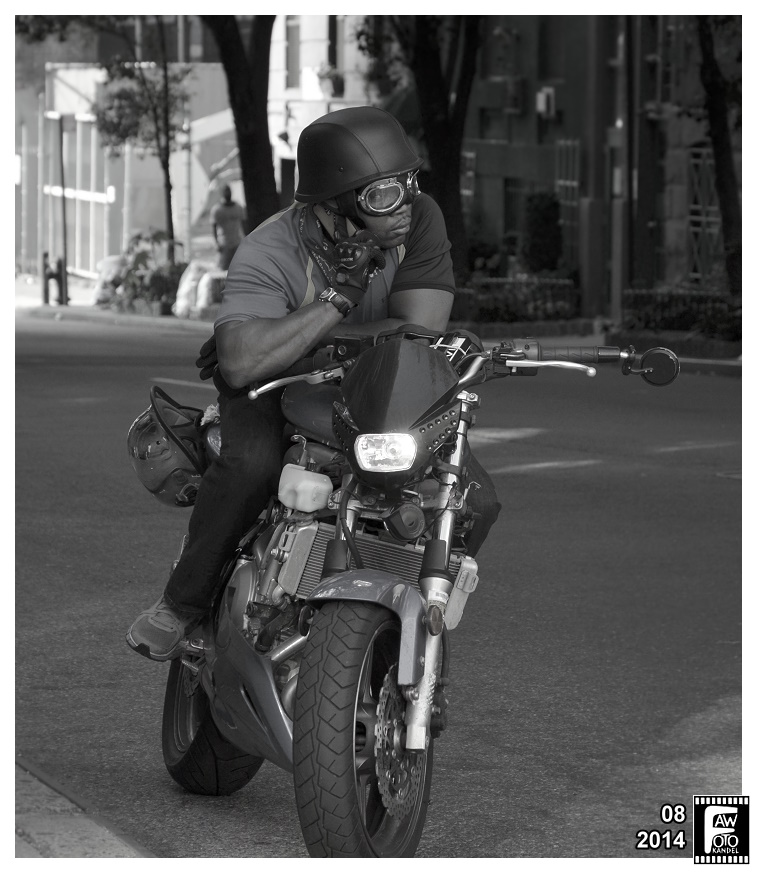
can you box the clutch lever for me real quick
[248,365,347,400]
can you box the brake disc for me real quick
[374,666,422,818]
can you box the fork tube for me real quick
[433,392,477,562]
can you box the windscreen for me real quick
[340,339,459,433]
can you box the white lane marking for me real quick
[489,460,601,475]
[652,441,739,453]
[468,427,544,446]
[151,377,216,390]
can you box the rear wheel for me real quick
[293,601,433,857]
[161,658,264,795]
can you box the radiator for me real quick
[277,521,462,599]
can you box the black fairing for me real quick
[333,339,462,491]
[340,338,459,431]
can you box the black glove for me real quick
[196,335,218,381]
[332,231,386,304]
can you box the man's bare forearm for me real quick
[321,318,409,344]
[216,304,344,388]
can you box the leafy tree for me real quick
[16,15,189,264]
[199,16,280,233]
[357,16,483,281]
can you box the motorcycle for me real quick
[128,327,679,857]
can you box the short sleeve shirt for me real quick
[210,200,246,248]
[215,193,455,329]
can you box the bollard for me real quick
[41,252,68,306]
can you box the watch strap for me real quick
[317,287,357,317]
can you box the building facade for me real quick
[15,15,739,318]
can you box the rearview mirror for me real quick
[639,347,680,387]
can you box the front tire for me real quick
[293,601,433,857]
[162,658,264,795]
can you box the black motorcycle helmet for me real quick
[294,106,423,224]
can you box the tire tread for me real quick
[162,660,264,796]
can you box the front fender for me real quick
[307,570,426,686]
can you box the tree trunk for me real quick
[161,155,175,262]
[409,16,481,283]
[201,16,280,233]
[156,16,176,263]
[696,16,741,296]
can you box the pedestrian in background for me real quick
[210,184,246,270]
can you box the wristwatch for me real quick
[317,287,356,317]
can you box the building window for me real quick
[286,16,301,89]
[328,15,345,70]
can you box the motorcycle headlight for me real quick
[354,433,417,472]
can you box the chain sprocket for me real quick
[374,665,422,818]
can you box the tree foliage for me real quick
[357,16,483,282]
[16,15,189,263]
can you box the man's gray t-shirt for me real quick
[215,194,455,330]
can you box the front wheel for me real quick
[162,658,264,795]
[293,601,433,857]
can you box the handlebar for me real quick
[247,335,679,399]
[482,339,678,387]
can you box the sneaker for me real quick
[126,597,201,661]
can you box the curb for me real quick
[17,303,741,377]
[17,303,213,333]
[15,756,155,859]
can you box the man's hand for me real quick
[196,335,218,380]
[333,231,386,303]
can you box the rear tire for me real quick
[293,601,433,857]
[162,658,264,795]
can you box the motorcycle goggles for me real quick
[356,170,420,216]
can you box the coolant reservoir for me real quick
[278,464,333,512]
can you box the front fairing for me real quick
[335,339,462,490]
[340,338,460,432]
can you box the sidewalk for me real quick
[16,272,742,377]
[15,272,212,333]
[15,757,153,858]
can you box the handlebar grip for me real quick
[275,356,316,379]
[539,345,621,365]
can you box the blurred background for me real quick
[14,14,741,352]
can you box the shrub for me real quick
[121,230,187,311]
[621,286,741,341]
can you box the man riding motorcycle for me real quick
[126,106,501,662]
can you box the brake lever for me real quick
[248,365,346,400]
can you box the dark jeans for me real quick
[217,245,238,271]
[164,390,501,614]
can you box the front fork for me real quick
[403,390,478,750]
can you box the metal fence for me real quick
[687,147,723,283]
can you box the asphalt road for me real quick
[15,313,742,859]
